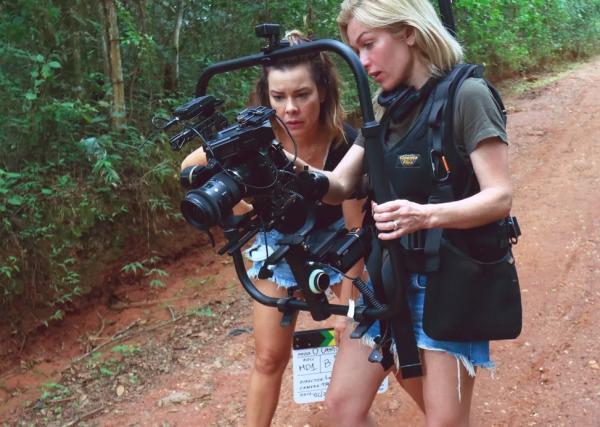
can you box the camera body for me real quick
[164,93,370,298]
[156,23,383,326]
[173,100,328,237]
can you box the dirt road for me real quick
[1,57,599,426]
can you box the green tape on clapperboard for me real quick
[293,328,336,350]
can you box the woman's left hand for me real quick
[371,200,430,240]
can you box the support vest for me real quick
[361,64,518,372]
[368,64,511,273]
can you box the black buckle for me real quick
[277,296,297,327]
[507,216,521,244]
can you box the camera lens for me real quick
[180,160,220,189]
[180,171,243,229]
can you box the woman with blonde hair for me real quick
[182,30,365,427]
[287,1,511,425]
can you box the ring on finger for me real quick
[393,220,399,230]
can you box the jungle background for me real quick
[1,2,600,424]
[2,0,599,334]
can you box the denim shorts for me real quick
[244,218,345,289]
[360,274,495,376]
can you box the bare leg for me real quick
[394,367,426,413]
[246,279,297,427]
[325,322,388,427]
[326,284,425,425]
[421,349,475,427]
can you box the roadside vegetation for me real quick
[1,0,599,331]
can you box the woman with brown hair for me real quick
[181,31,365,427]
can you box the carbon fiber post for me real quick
[438,0,457,37]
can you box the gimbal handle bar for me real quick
[195,39,374,123]
[195,38,409,323]
[229,248,354,316]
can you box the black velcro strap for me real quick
[423,181,454,271]
[424,227,443,272]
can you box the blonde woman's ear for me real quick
[405,27,417,46]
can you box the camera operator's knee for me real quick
[325,388,369,424]
[324,390,344,418]
[422,351,475,426]
[253,348,290,376]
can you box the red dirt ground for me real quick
[1,57,599,426]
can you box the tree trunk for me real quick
[71,4,85,99]
[98,3,111,87]
[173,0,184,91]
[304,1,314,36]
[127,0,149,118]
[163,0,185,94]
[136,0,147,35]
[101,0,126,131]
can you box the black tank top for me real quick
[314,123,358,228]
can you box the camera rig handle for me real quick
[194,24,422,377]
[195,35,374,125]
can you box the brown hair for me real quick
[253,30,347,145]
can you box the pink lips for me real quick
[286,120,303,129]
[369,71,382,83]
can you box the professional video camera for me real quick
[174,101,328,235]
[161,67,373,321]
[157,23,424,377]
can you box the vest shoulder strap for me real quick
[436,64,507,166]
[424,63,507,271]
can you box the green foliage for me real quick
[121,257,169,288]
[187,305,215,318]
[454,0,600,77]
[99,366,115,377]
[39,382,71,402]
[1,0,599,327]
[111,343,141,356]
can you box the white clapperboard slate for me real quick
[292,327,388,404]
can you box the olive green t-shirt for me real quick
[354,77,508,155]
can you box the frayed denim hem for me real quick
[360,334,379,350]
[360,334,496,378]
[246,265,297,288]
[391,342,496,402]
[387,342,496,375]
[246,265,343,289]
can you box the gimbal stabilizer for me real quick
[192,24,422,377]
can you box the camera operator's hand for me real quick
[181,146,208,169]
[233,199,253,215]
[371,199,431,240]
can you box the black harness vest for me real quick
[361,64,514,373]
[383,86,438,206]
[367,64,508,272]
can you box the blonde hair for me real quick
[253,30,347,146]
[337,0,463,77]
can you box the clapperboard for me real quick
[291,328,388,404]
